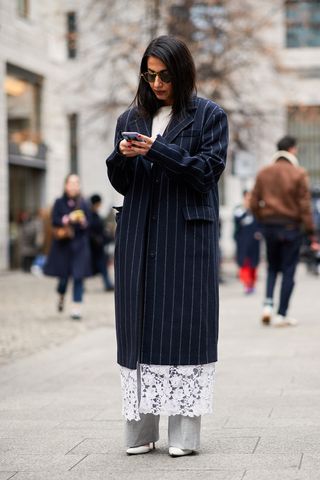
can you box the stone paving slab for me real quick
[243,470,320,480]
[0,473,17,480]
[12,470,245,480]
[0,437,88,456]
[225,416,320,429]
[0,454,85,472]
[0,421,61,436]
[71,452,301,472]
[255,434,320,454]
[67,435,259,456]
[301,454,320,470]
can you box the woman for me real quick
[44,174,91,320]
[106,36,228,456]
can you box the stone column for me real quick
[0,61,9,270]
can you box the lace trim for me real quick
[120,363,215,421]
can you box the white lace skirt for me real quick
[120,363,216,421]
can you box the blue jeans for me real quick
[95,256,114,290]
[263,224,302,316]
[57,277,83,303]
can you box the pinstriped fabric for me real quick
[168,187,179,362]
[106,96,228,369]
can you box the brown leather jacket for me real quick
[250,155,314,234]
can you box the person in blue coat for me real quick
[88,194,114,291]
[44,174,92,320]
[106,36,228,457]
[233,190,261,294]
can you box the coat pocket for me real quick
[182,205,216,222]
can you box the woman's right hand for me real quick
[119,139,139,157]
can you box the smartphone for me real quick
[121,131,143,142]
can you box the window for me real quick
[288,106,320,185]
[69,114,78,173]
[17,0,30,18]
[67,12,77,59]
[5,64,43,159]
[286,1,320,47]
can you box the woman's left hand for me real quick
[127,134,154,156]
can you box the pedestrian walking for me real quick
[88,194,114,291]
[44,174,92,320]
[233,190,261,294]
[18,210,44,272]
[251,135,319,327]
[106,35,228,457]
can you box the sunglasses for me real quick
[141,70,172,84]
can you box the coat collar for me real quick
[131,96,197,142]
[272,150,299,167]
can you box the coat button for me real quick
[149,252,156,258]
[152,215,157,221]
[155,178,160,184]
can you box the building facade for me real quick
[0,0,151,269]
[1,0,320,269]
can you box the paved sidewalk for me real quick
[0,273,115,365]
[0,265,320,479]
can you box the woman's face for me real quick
[65,175,80,198]
[146,56,174,106]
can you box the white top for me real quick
[151,106,172,139]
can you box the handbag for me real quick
[52,225,74,240]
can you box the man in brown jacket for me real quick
[251,136,318,327]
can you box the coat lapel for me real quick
[132,115,152,137]
[164,99,197,143]
[164,112,194,143]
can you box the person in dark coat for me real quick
[106,36,228,457]
[44,174,91,320]
[233,190,261,294]
[19,210,44,272]
[89,194,114,291]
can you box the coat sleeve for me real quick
[144,108,228,193]
[106,116,135,196]
[51,199,64,227]
[297,170,315,234]
[250,177,262,220]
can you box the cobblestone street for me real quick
[0,272,115,365]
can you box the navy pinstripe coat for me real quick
[106,96,228,369]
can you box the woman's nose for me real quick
[154,75,163,87]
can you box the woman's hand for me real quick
[119,134,154,157]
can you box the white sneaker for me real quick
[70,302,82,320]
[272,314,298,327]
[261,305,273,325]
[169,447,193,457]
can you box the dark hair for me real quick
[90,194,102,205]
[133,35,196,117]
[277,135,297,152]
